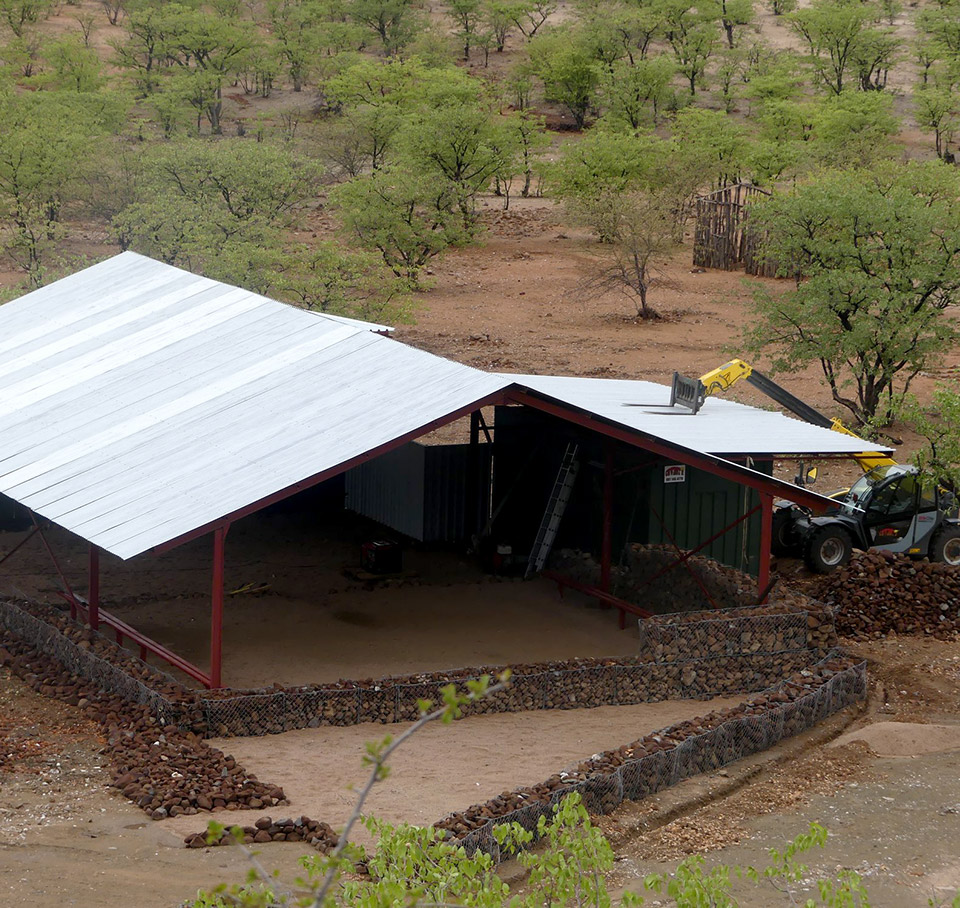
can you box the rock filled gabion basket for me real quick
[434,653,867,854]
[0,567,864,850]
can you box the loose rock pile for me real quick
[0,633,288,819]
[184,815,338,852]
[551,545,815,616]
[816,551,960,640]
[434,655,862,841]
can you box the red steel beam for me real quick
[64,594,212,686]
[88,544,100,631]
[147,390,510,557]
[542,570,653,620]
[601,440,615,619]
[758,493,774,602]
[504,390,834,513]
[210,524,229,689]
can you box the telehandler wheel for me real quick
[771,508,800,557]
[930,526,960,566]
[803,525,852,574]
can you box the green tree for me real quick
[849,20,898,91]
[746,161,960,424]
[509,0,556,40]
[672,106,750,189]
[111,1,169,95]
[324,57,429,170]
[113,139,321,283]
[551,128,677,241]
[330,165,476,283]
[101,0,125,26]
[719,0,753,48]
[147,5,255,133]
[502,109,548,198]
[44,35,105,91]
[261,242,415,323]
[0,92,124,284]
[348,0,419,54]
[268,0,323,91]
[902,385,960,491]
[599,55,676,128]
[789,0,879,95]
[655,0,720,95]
[401,97,514,219]
[0,0,52,38]
[448,0,484,60]
[807,90,897,168]
[915,82,959,160]
[483,0,514,51]
[529,26,599,128]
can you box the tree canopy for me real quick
[746,161,960,425]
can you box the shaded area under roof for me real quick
[0,254,883,561]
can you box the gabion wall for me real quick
[0,598,845,748]
[637,602,837,663]
[441,654,867,859]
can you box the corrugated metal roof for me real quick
[0,254,886,560]
[504,374,891,457]
[0,252,506,559]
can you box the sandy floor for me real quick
[166,696,744,840]
[0,508,639,690]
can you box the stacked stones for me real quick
[185,815,338,852]
[638,603,837,663]
[0,632,287,819]
[816,551,960,640]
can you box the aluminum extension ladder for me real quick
[525,443,580,578]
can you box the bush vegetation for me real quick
[0,0,958,421]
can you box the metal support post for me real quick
[210,524,229,689]
[758,493,773,602]
[601,441,616,621]
[88,545,100,630]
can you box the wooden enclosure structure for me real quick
[693,183,777,277]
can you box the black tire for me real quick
[803,525,853,574]
[930,526,960,566]
[771,508,800,557]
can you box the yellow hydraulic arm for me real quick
[699,359,896,474]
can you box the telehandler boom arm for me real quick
[698,359,895,473]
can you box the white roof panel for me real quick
[0,253,504,558]
[504,374,891,457]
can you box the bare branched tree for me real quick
[580,192,679,320]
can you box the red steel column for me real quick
[602,441,618,623]
[88,545,100,630]
[758,493,773,602]
[210,525,229,689]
